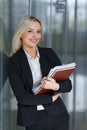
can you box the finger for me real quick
[47,77,55,82]
[42,77,47,80]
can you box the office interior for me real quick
[0,0,87,130]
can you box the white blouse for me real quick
[24,48,44,111]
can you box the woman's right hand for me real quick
[52,93,60,102]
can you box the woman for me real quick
[8,16,72,130]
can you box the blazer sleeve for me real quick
[8,58,52,106]
[49,48,72,93]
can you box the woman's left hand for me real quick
[41,77,59,91]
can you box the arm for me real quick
[57,79,72,93]
[8,59,52,106]
[41,77,72,93]
[43,48,72,93]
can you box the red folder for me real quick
[32,63,76,95]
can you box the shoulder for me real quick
[38,46,55,55]
[9,48,25,62]
[38,46,60,59]
[38,46,62,65]
[8,48,26,68]
[8,48,26,72]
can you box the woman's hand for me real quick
[41,77,60,102]
[52,93,60,102]
[41,77,59,91]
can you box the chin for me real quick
[30,45,37,48]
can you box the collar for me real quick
[23,47,40,60]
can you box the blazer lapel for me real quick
[38,47,51,77]
[18,48,33,87]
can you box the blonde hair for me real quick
[11,16,42,55]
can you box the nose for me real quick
[33,32,38,38]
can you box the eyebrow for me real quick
[27,28,42,30]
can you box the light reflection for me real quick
[76,74,85,112]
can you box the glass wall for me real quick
[0,0,87,130]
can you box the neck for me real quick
[23,46,37,58]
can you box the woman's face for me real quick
[21,21,42,49]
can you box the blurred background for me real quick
[0,0,87,130]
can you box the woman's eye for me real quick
[27,30,42,34]
[37,31,42,33]
[28,30,32,32]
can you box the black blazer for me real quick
[8,47,72,127]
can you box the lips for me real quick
[30,39,37,43]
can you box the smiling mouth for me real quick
[30,39,37,43]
